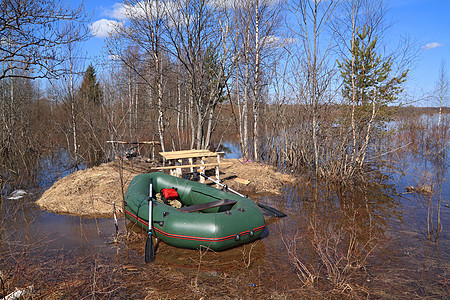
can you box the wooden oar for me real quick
[145,178,155,263]
[199,173,287,218]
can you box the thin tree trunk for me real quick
[437,61,446,130]
[69,57,78,165]
[177,79,181,148]
[236,66,245,157]
[312,3,319,176]
[128,72,133,141]
[350,4,357,175]
[196,103,203,149]
[253,1,260,161]
[204,104,215,150]
[155,54,165,152]
[243,31,250,159]
[189,90,195,149]
[135,79,138,133]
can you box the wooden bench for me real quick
[156,150,229,184]
[160,150,222,160]
[178,199,237,213]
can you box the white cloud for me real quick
[91,2,176,38]
[103,3,137,20]
[103,1,171,21]
[108,54,121,60]
[422,42,443,50]
[262,35,297,48]
[208,0,238,9]
[89,19,124,38]
[209,0,280,9]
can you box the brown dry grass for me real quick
[36,159,154,218]
[36,158,296,218]
[218,158,296,195]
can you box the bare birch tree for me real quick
[233,0,282,160]
[107,0,168,151]
[435,60,448,130]
[252,0,283,161]
[166,0,228,149]
[287,0,338,176]
[0,0,89,81]
[54,40,85,166]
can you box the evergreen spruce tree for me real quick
[79,64,102,105]
[76,64,104,164]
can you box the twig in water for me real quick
[112,201,119,243]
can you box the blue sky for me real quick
[389,0,449,105]
[82,0,449,106]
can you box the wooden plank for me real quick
[161,152,220,159]
[160,150,211,155]
[159,150,211,158]
[161,149,209,153]
[160,150,210,155]
[179,199,237,213]
[154,162,232,170]
[159,150,225,160]
[234,178,250,185]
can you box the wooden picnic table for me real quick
[155,150,231,183]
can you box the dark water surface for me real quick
[1,139,448,298]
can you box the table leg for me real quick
[189,158,193,173]
[200,156,205,183]
[177,159,183,177]
[215,154,221,188]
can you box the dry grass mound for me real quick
[36,160,153,218]
[36,158,296,218]
[219,159,296,195]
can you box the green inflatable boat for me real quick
[124,172,266,251]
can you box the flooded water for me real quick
[0,117,448,298]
